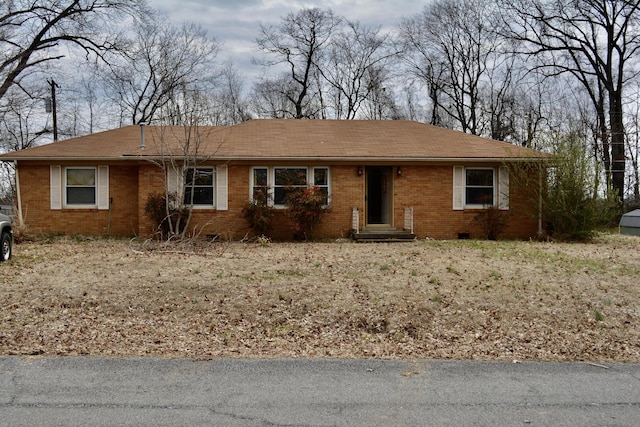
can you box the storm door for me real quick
[365,166,393,227]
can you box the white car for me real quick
[0,213,12,261]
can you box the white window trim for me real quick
[272,166,309,208]
[250,166,331,208]
[312,166,331,206]
[64,166,97,208]
[62,166,110,209]
[453,166,508,211]
[167,163,228,211]
[250,166,270,202]
[183,166,216,209]
[464,167,496,209]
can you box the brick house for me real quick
[0,119,548,240]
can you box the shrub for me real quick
[543,137,620,241]
[508,132,620,241]
[144,192,190,239]
[242,186,275,237]
[474,205,508,240]
[284,186,328,240]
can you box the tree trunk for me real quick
[610,92,626,206]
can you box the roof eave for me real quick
[236,156,551,163]
[3,155,551,163]
[1,156,127,162]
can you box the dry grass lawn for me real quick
[1,233,639,362]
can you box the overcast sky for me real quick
[147,0,428,79]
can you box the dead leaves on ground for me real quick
[1,235,639,362]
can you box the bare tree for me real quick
[209,61,252,125]
[144,89,223,240]
[319,21,397,119]
[624,82,640,203]
[105,16,219,125]
[0,83,52,206]
[358,66,403,120]
[251,77,297,119]
[71,65,117,134]
[0,0,144,102]
[254,8,341,119]
[397,8,447,127]
[501,0,640,204]
[398,0,505,134]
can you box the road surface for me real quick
[1,357,639,426]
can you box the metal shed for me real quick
[619,209,640,236]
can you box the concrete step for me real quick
[352,229,416,242]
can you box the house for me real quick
[0,119,548,240]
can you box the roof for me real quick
[0,119,549,162]
[619,209,640,228]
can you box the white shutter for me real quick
[97,166,109,210]
[166,164,181,196]
[50,165,62,210]
[216,164,228,211]
[498,166,510,210]
[453,166,464,210]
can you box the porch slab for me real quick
[352,228,416,242]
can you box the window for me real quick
[274,167,307,205]
[313,167,330,205]
[252,167,269,203]
[66,168,96,206]
[52,166,108,210]
[184,167,215,206]
[251,167,331,207]
[465,168,494,206]
[453,166,508,211]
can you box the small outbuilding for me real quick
[619,209,640,236]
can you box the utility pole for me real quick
[48,79,60,141]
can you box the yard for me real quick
[1,233,639,362]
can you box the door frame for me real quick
[364,166,393,228]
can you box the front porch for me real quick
[351,227,416,242]
[350,207,416,242]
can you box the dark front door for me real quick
[365,166,392,226]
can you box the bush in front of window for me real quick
[474,204,508,240]
[284,186,328,241]
[144,192,191,239]
[242,186,275,237]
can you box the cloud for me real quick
[147,0,426,81]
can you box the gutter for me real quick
[119,155,550,163]
[14,161,24,228]
[0,157,129,162]
[0,155,552,163]
[538,164,544,237]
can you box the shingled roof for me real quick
[0,119,548,162]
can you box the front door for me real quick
[365,166,393,227]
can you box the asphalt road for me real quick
[1,357,639,426]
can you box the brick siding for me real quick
[16,161,540,240]
[17,163,139,236]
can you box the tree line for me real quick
[1,0,640,218]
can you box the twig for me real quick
[586,362,609,369]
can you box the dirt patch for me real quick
[1,234,639,361]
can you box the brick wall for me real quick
[16,161,541,240]
[17,163,139,236]
[393,164,539,239]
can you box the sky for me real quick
[147,0,428,79]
